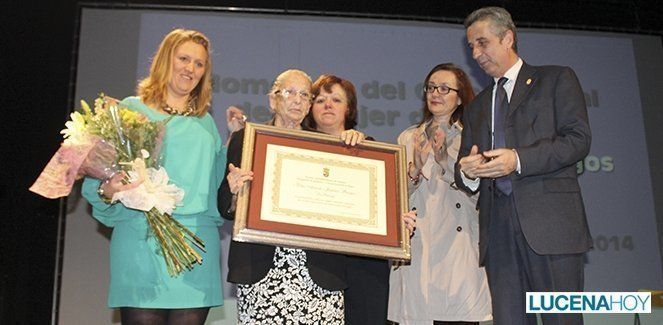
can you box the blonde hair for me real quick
[138,28,213,117]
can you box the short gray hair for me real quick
[464,6,518,52]
[270,69,312,94]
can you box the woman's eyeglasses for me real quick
[423,84,458,95]
[274,89,313,102]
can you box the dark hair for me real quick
[464,6,518,52]
[419,63,475,127]
[306,74,358,130]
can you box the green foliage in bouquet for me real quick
[72,95,165,168]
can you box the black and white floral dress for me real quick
[237,247,344,324]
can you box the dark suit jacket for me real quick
[454,62,593,265]
[218,128,348,291]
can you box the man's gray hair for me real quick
[464,6,518,52]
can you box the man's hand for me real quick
[473,148,517,178]
[458,145,486,179]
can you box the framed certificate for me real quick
[233,122,411,261]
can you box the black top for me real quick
[218,127,348,290]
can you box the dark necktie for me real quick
[494,77,512,195]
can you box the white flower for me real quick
[112,158,184,215]
[61,111,91,145]
[140,149,150,159]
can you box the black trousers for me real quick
[344,256,390,325]
[485,192,585,325]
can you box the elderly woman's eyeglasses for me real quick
[424,84,459,95]
[274,89,313,102]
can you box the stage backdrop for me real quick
[59,6,663,324]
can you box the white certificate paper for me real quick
[261,144,387,235]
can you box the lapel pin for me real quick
[526,78,532,85]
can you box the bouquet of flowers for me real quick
[30,95,205,276]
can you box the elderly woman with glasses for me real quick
[218,69,367,324]
[388,63,492,325]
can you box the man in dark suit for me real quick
[455,7,593,325]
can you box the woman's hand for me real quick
[98,172,141,200]
[227,163,254,195]
[412,132,431,175]
[431,128,447,166]
[340,129,365,146]
[402,208,417,235]
[226,106,246,133]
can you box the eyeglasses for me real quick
[274,89,313,102]
[424,84,459,95]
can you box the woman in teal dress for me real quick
[81,29,226,324]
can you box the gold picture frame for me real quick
[233,122,410,261]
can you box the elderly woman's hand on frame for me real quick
[227,163,254,195]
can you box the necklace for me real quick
[162,99,195,116]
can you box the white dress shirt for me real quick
[462,58,523,190]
